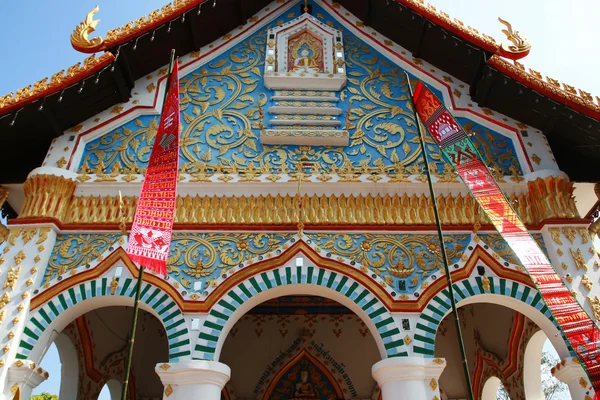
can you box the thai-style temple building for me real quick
[0,0,600,399]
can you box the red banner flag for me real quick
[127,61,180,276]
[413,81,600,392]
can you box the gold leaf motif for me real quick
[580,377,587,388]
[4,266,20,291]
[56,157,67,168]
[570,248,587,270]
[548,228,563,245]
[14,251,26,265]
[433,358,445,365]
[404,335,412,345]
[36,228,51,245]
[577,227,591,244]
[0,293,9,310]
[160,363,171,371]
[8,228,22,246]
[562,227,577,244]
[165,385,173,397]
[430,379,438,390]
[581,275,593,291]
[482,275,491,291]
[21,229,36,245]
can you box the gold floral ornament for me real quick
[71,6,105,53]
[497,18,531,60]
[0,225,8,246]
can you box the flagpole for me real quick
[405,73,475,400]
[121,49,177,400]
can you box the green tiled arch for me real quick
[194,264,407,360]
[413,277,555,356]
[18,277,192,362]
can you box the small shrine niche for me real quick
[264,13,346,90]
[261,13,349,147]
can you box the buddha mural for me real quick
[288,30,324,73]
[294,369,317,398]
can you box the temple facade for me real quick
[0,0,599,399]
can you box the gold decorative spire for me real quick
[71,6,105,53]
[118,191,127,235]
[497,18,531,60]
[294,158,313,235]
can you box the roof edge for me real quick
[489,55,600,120]
[1,0,598,120]
[0,53,115,115]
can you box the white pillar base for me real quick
[372,357,446,400]
[5,360,49,400]
[155,360,230,400]
[552,358,595,400]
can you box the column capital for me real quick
[155,360,231,399]
[552,359,586,384]
[372,356,446,386]
[155,360,230,387]
[552,358,595,400]
[7,360,49,393]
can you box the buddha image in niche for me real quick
[288,31,324,73]
[294,369,317,397]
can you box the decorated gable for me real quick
[76,3,523,183]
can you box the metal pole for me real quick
[405,73,475,400]
[121,49,177,400]
[120,266,144,400]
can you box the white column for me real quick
[552,358,595,400]
[155,360,230,400]
[5,360,48,400]
[372,357,446,400]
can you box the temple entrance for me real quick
[220,295,381,399]
[36,306,168,399]
[435,302,569,400]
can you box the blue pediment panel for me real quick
[77,3,523,177]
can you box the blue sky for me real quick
[0,0,598,96]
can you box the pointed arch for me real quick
[262,348,344,400]
[194,261,407,361]
[412,276,564,357]
[18,276,191,363]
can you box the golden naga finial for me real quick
[71,5,106,53]
[497,18,531,60]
